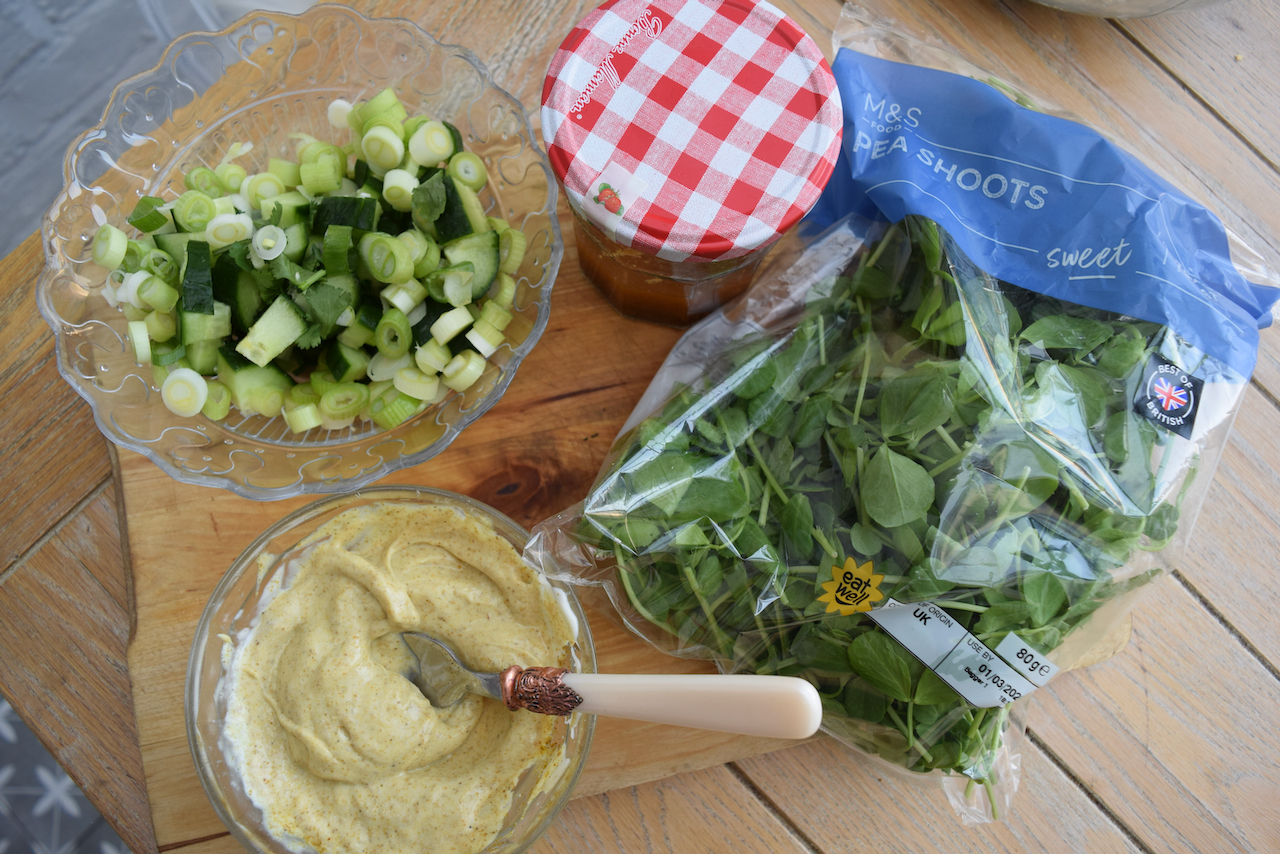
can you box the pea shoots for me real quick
[574,216,1198,811]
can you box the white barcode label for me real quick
[995,632,1059,687]
[867,598,1044,708]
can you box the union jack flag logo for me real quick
[1153,377,1189,411]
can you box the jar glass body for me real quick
[570,206,769,327]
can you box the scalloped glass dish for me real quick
[37,6,562,500]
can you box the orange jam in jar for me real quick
[569,207,767,326]
[542,0,843,326]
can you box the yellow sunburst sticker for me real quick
[817,557,885,615]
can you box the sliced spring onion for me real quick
[173,190,218,233]
[144,309,177,343]
[328,98,353,128]
[185,167,224,197]
[138,276,179,313]
[381,168,419,212]
[142,249,178,284]
[117,270,150,309]
[127,320,151,365]
[161,367,209,417]
[447,151,488,191]
[487,216,511,234]
[309,369,339,395]
[300,153,342,195]
[358,231,413,284]
[122,239,152,273]
[150,340,186,366]
[361,379,395,419]
[319,382,369,420]
[247,385,287,418]
[284,402,323,433]
[206,213,254,250]
[242,172,288,209]
[320,415,356,431]
[479,300,513,331]
[268,158,301,188]
[490,272,517,308]
[414,339,451,373]
[498,228,527,275]
[393,367,439,401]
[361,125,405,172]
[441,350,486,392]
[122,303,148,322]
[367,351,411,382]
[215,162,247,193]
[252,224,287,261]
[202,380,232,420]
[408,120,455,166]
[289,382,322,407]
[465,319,504,358]
[359,88,404,121]
[381,279,427,315]
[368,388,420,430]
[405,298,428,327]
[91,224,128,269]
[127,196,171,232]
[374,308,412,358]
[430,305,474,344]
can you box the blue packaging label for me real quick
[807,49,1278,379]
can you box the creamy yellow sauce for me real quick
[222,502,576,854]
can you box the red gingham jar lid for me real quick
[541,0,843,263]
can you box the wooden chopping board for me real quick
[119,240,1131,852]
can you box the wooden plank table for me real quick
[3,0,1280,852]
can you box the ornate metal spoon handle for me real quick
[499,666,585,716]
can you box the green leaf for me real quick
[861,446,935,528]
[410,169,446,226]
[848,523,881,556]
[843,677,889,723]
[780,492,815,557]
[974,600,1032,635]
[792,635,851,672]
[1022,570,1068,627]
[848,631,915,702]
[1021,315,1111,354]
[627,454,694,516]
[914,668,960,705]
[878,366,954,441]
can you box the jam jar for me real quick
[542,0,843,325]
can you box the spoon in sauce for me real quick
[402,631,823,740]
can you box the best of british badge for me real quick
[1134,354,1202,439]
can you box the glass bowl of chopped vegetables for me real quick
[37,5,562,499]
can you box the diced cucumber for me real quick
[217,346,294,417]
[185,339,220,374]
[435,175,490,243]
[441,230,499,299]
[236,295,308,367]
[260,190,311,228]
[181,300,232,343]
[326,341,371,383]
[337,300,382,349]
[283,222,310,262]
[153,232,196,262]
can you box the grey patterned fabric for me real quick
[0,697,133,854]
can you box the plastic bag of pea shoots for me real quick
[525,4,1280,823]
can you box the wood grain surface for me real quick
[2,1,1280,854]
